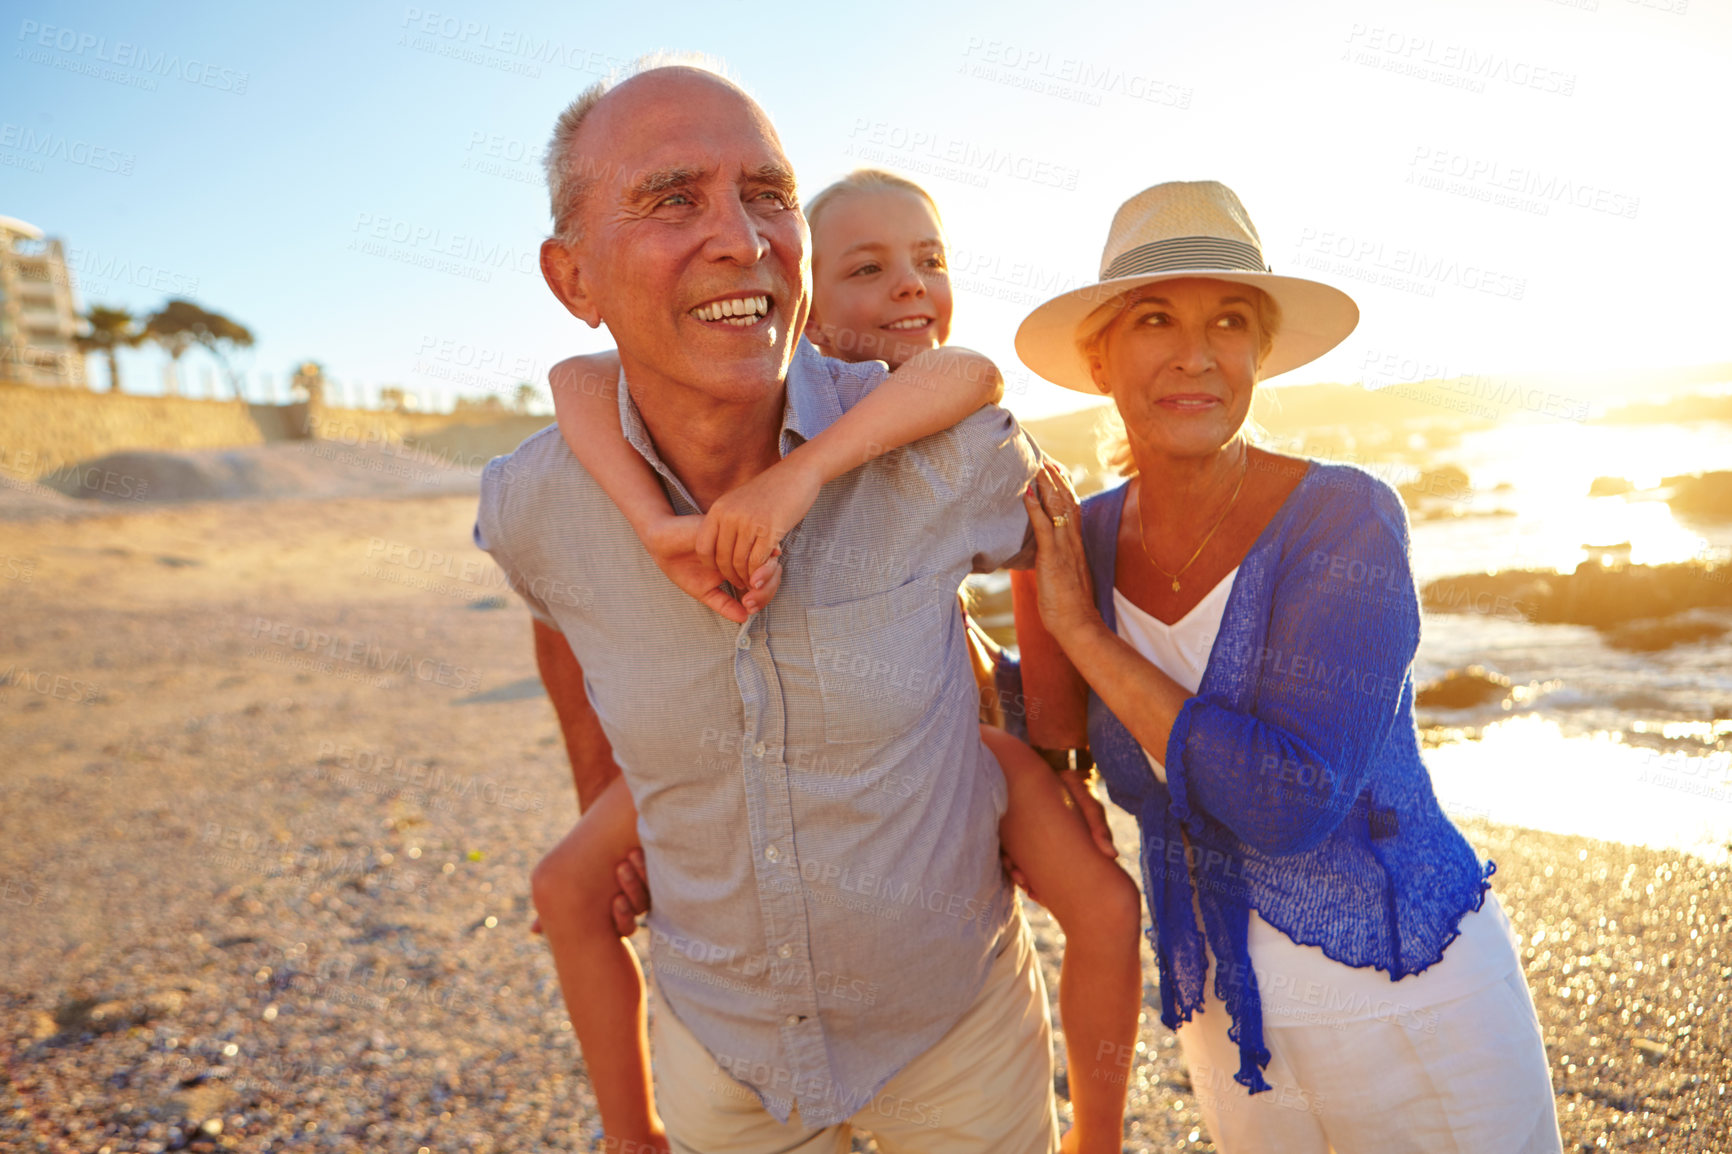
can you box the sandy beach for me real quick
[1,486,1727,1153]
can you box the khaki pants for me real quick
[653,917,1058,1154]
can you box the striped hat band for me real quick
[1101,236,1268,280]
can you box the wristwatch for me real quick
[1033,746,1096,781]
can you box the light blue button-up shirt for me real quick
[474,340,1042,1124]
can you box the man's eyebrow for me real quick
[746,162,798,196]
[626,166,703,202]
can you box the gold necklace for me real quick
[1136,447,1249,593]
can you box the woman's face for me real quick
[806,187,952,368]
[1088,277,1264,461]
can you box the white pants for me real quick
[1178,958,1563,1153]
[652,916,1058,1154]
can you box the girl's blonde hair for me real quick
[803,169,943,256]
[1083,285,1282,476]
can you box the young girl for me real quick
[539,170,1141,1153]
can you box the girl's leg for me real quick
[529,777,666,1150]
[981,726,1142,1154]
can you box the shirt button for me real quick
[778,944,793,959]
[737,634,751,651]
[764,845,780,863]
[754,741,767,758]
[785,1014,800,1027]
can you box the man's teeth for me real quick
[884,317,929,331]
[692,295,769,324]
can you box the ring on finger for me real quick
[1051,513,1069,529]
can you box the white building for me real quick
[0,215,86,388]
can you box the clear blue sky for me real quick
[4,0,1727,418]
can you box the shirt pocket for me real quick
[806,578,949,745]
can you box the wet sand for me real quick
[1,493,1726,1152]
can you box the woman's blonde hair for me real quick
[1083,284,1282,476]
[803,169,943,258]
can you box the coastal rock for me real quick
[1604,611,1731,653]
[1422,559,1732,641]
[1398,464,1473,509]
[1664,471,1732,520]
[1416,666,1513,709]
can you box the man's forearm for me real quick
[533,619,621,810]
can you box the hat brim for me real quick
[1014,270,1360,395]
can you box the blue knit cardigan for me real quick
[1078,460,1493,1094]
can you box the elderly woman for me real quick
[1011,182,1562,1152]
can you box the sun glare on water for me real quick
[1425,716,1732,863]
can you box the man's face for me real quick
[546,70,809,406]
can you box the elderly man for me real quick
[475,62,1056,1152]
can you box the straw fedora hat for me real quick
[1015,181,1359,394]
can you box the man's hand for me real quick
[641,514,782,622]
[1000,767,1115,904]
[530,848,652,937]
[696,456,822,594]
[609,849,652,936]
[1058,769,1116,859]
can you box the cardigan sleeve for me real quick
[1163,481,1421,856]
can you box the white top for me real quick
[1113,571,1519,1026]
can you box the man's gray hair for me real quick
[543,51,741,245]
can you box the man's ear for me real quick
[541,239,602,328]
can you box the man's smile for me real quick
[689,293,771,327]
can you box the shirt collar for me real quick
[616,337,842,516]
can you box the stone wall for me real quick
[0,383,550,480]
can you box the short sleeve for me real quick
[953,406,1042,573]
[475,456,562,630]
[821,345,891,414]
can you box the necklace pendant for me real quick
[1171,578,1181,593]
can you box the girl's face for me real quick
[806,187,952,369]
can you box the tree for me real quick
[75,305,142,393]
[513,382,538,414]
[288,361,326,406]
[144,299,255,399]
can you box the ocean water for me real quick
[1409,417,1732,861]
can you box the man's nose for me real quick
[702,195,770,265]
